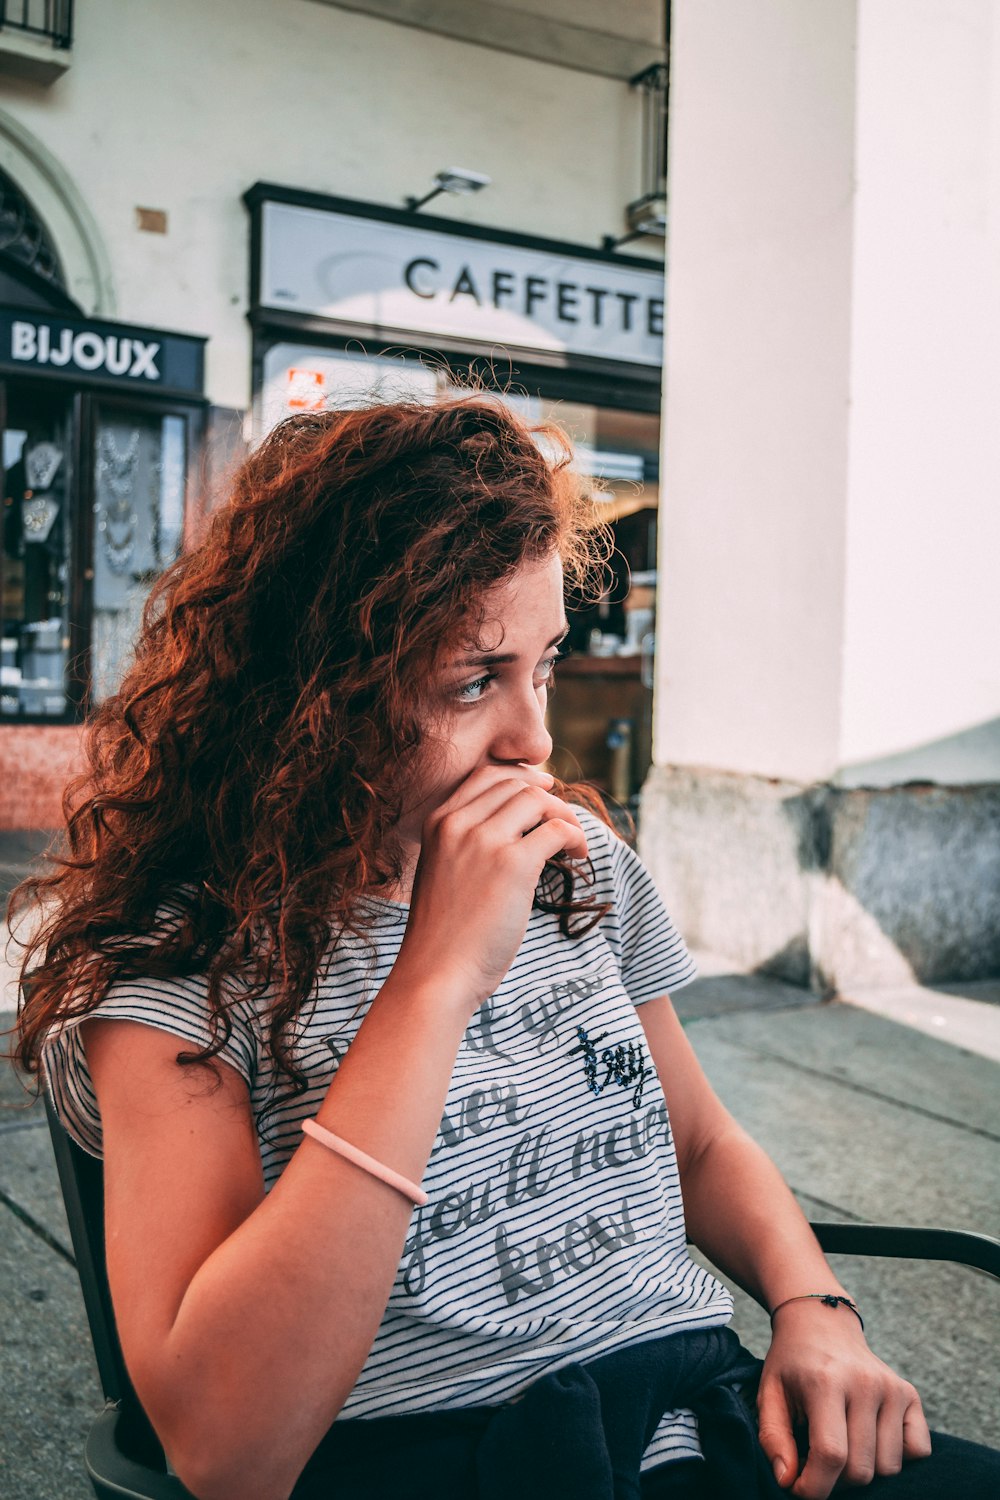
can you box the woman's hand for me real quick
[756,1301,932,1496]
[393,764,589,1016]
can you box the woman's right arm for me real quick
[84,978,467,1500]
[82,766,587,1500]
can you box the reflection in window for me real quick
[90,410,187,704]
[259,342,445,433]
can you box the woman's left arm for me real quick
[638,993,932,1500]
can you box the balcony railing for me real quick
[0,0,73,49]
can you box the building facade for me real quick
[4,0,996,990]
[0,0,668,826]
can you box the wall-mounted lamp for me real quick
[603,62,668,254]
[405,168,492,213]
[603,195,668,253]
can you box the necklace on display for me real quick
[22,495,60,543]
[25,442,63,492]
[95,429,140,575]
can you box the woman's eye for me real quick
[455,672,496,703]
[535,648,569,687]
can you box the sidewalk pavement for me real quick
[1,927,998,1498]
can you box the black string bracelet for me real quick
[769,1293,865,1332]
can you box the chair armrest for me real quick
[811,1221,1000,1279]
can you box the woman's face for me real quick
[396,550,569,844]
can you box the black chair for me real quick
[45,1095,1000,1500]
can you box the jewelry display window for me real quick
[1,387,74,719]
[0,381,201,722]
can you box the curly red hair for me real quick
[11,396,613,1093]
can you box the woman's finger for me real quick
[790,1395,848,1498]
[901,1388,933,1461]
[429,763,554,821]
[436,774,557,831]
[520,816,590,867]
[872,1394,905,1481]
[431,778,587,858]
[483,785,587,852]
[842,1390,879,1488]
[756,1377,800,1490]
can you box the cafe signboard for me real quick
[251,189,664,370]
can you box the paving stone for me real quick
[697,1000,1000,1137]
[687,1026,1000,1233]
[0,1047,42,1121]
[0,1118,74,1255]
[0,1210,101,1500]
[842,986,1000,1062]
[674,969,821,1022]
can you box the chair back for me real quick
[44,1092,170,1470]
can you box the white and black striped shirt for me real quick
[44,811,733,1471]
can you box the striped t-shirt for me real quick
[44,811,734,1472]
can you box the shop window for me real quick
[1,387,193,720]
[500,394,660,643]
[1,386,73,717]
[498,393,661,809]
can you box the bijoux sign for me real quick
[256,196,664,368]
[0,309,205,397]
[11,322,161,379]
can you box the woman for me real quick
[11,398,991,1500]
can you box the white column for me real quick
[642,0,1000,987]
[839,0,1000,787]
[654,0,857,785]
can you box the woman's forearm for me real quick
[681,1123,851,1313]
[152,974,469,1500]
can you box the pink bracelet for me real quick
[301,1118,428,1207]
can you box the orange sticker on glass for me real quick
[287,368,325,410]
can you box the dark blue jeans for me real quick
[294,1322,1000,1500]
[641,1433,1000,1498]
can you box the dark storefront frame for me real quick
[1,307,206,726]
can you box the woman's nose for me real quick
[491,686,553,767]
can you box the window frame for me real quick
[0,377,204,725]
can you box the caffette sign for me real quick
[258,200,664,367]
[0,308,205,397]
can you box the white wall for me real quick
[656,0,1000,789]
[838,0,1000,785]
[655,0,857,783]
[1,0,654,411]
